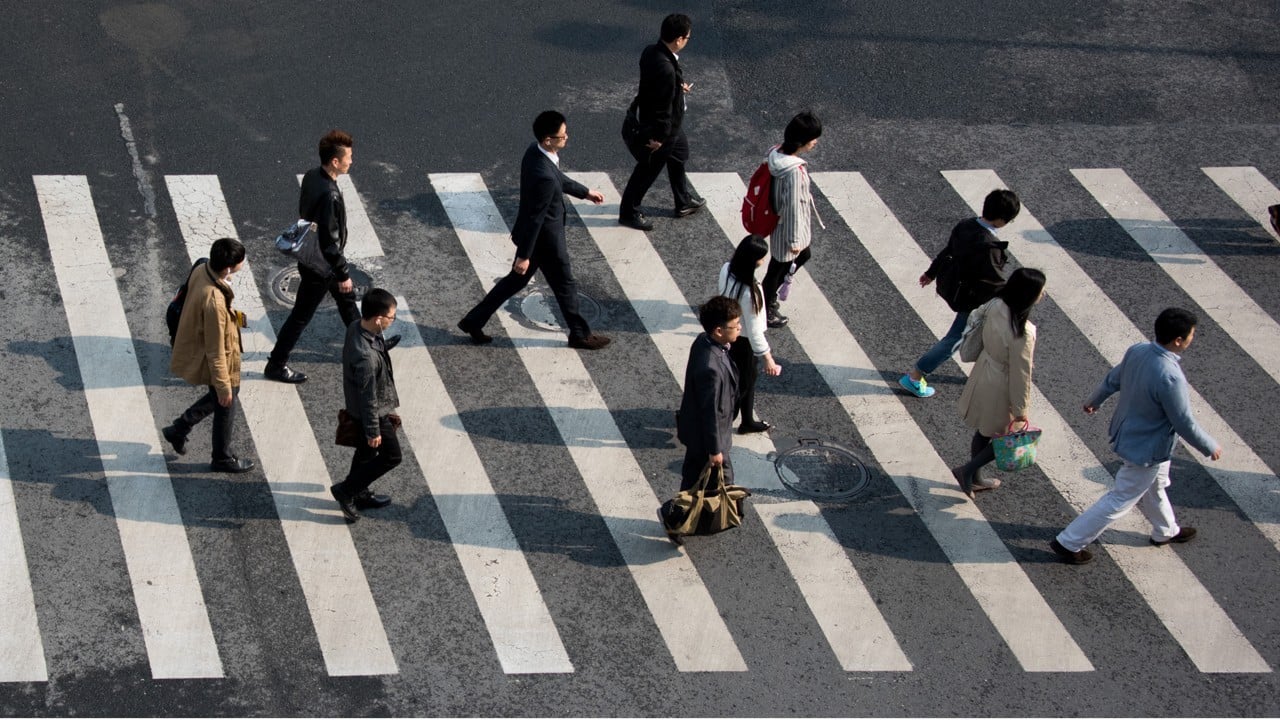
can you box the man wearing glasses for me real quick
[331,288,402,523]
[458,110,611,350]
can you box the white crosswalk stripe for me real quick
[35,175,223,679]
[5,163,1279,683]
[0,429,47,682]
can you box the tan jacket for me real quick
[170,263,241,394]
[957,299,1035,438]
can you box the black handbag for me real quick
[335,409,362,447]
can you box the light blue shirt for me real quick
[1088,341,1217,466]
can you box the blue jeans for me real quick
[914,311,970,375]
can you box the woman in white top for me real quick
[718,234,783,434]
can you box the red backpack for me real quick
[741,157,778,236]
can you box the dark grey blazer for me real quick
[343,320,399,440]
[677,333,739,458]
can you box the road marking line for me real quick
[1202,166,1280,241]
[34,175,223,679]
[390,295,573,673]
[692,171,1094,672]
[834,169,1268,673]
[0,431,48,682]
[295,174,384,259]
[165,175,397,677]
[1074,168,1280,389]
[598,171,910,671]
[432,172,747,672]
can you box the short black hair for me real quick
[698,295,741,334]
[532,110,566,142]
[981,189,1021,224]
[361,288,397,321]
[1154,307,1197,345]
[660,13,692,42]
[318,129,353,166]
[781,111,822,154]
[208,237,246,272]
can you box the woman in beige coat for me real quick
[952,268,1046,498]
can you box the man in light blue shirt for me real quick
[1051,308,1222,565]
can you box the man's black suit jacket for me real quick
[632,42,684,145]
[678,333,739,459]
[512,143,591,260]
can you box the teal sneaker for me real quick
[898,374,936,398]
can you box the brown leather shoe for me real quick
[1049,539,1093,565]
[1150,527,1196,546]
[568,334,611,350]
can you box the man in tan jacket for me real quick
[163,238,255,473]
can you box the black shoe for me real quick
[674,197,706,218]
[658,507,683,547]
[619,212,654,231]
[766,313,789,328]
[161,424,187,455]
[353,490,392,510]
[1151,527,1197,546]
[1049,539,1094,565]
[1269,204,1280,237]
[384,334,402,351]
[264,363,307,384]
[211,457,255,474]
[738,419,772,434]
[568,334,611,350]
[457,320,493,345]
[330,486,359,523]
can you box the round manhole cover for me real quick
[774,438,870,500]
[520,289,603,332]
[268,263,378,308]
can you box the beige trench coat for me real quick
[957,299,1035,438]
[170,263,242,395]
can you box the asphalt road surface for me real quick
[1,1,1279,716]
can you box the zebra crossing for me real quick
[3,162,1279,686]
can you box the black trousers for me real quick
[958,431,995,480]
[461,239,592,341]
[762,246,812,311]
[728,336,758,425]
[269,264,360,367]
[172,386,239,462]
[620,129,692,219]
[680,447,734,492]
[336,416,402,496]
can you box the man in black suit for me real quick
[458,110,611,350]
[264,129,365,384]
[618,12,705,231]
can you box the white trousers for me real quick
[1057,460,1180,552]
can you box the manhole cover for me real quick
[774,437,870,500]
[268,262,378,308]
[520,289,603,332]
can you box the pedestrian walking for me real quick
[458,110,611,350]
[1050,308,1221,565]
[951,268,1046,498]
[163,237,255,473]
[330,289,402,523]
[899,189,1019,398]
[618,12,705,231]
[659,296,741,544]
[761,111,825,328]
[264,129,367,385]
[717,234,782,434]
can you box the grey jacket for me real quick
[677,333,739,458]
[1087,341,1216,466]
[766,147,824,262]
[343,319,400,439]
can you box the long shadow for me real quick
[1041,217,1280,262]
[451,405,678,450]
